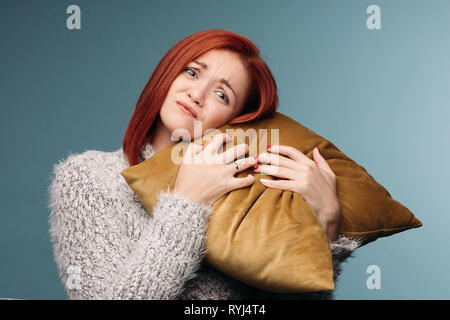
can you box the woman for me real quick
[48,29,360,300]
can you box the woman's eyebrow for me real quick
[193,60,208,70]
[192,60,237,99]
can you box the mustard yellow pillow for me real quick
[120,111,422,293]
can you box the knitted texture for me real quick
[47,143,361,300]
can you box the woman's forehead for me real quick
[192,49,244,72]
[191,49,249,93]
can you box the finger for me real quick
[267,145,312,165]
[313,147,335,177]
[220,143,249,164]
[204,133,232,156]
[229,173,255,190]
[256,152,300,171]
[183,142,196,159]
[229,156,257,173]
[253,164,298,180]
[182,143,201,164]
[192,142,204,155]
[259,177,296,192]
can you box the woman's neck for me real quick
[149,117,179,153]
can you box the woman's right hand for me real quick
[173,133,257,206]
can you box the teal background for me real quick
[1,0,448,299]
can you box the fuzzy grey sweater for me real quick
[47,142,361,300]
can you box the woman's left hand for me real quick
[253,145,342,242]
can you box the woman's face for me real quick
[158,48,251,141]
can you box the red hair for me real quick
[123,29,279,166]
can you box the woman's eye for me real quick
[184,67,197,78]
[183,67,228,103]
[216,91,229,103]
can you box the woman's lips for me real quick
[177,102,197,118]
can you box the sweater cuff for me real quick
[327,235,362,286]
[330,234,362,257]
[152,187,213,231]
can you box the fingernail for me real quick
[253,165,259,170]
[266,145,271,150]
[317,146,320,153]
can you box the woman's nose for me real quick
[187,92,202,106]
[187,85,206,106]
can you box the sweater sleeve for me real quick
[287,235,362,300]
[48,153,213,300]
[330,234,362,281]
